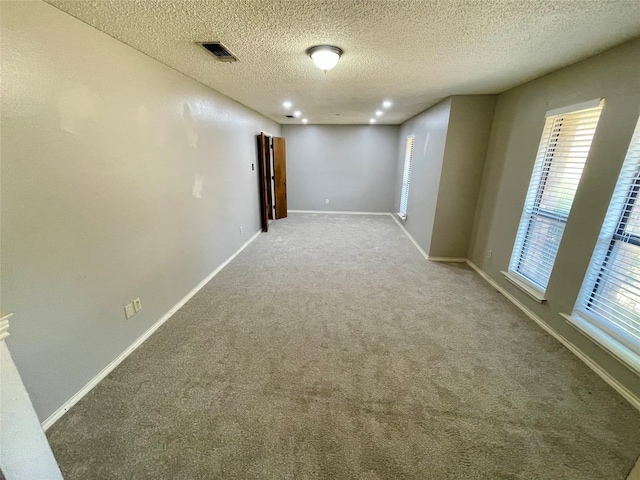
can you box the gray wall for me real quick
[393,99,452,251]
[469,38,640,398]
[430,95,497,258]
[0,341,62,479]
[282,125,399,212]
[1,1,280,420]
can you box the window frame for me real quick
[567,116,640,370]
[398,135,415,221]
[506,99,603,298]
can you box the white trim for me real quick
[41,229,262,431]
[467,260,640,412]
[390,215,466,263]
[390,214,429,260]
[427,257,467,263]
[0,312,12,342]
[288,210,391,216]
[501,270,546,303]
[627,455,640,480]
[259,130,274,137]
[545,98,603,117]
[561,313,640,376]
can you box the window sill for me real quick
[501,271,546,303]
[561,313,640,376]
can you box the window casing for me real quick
[507,100,603,295]
[572,116,640,360]
[398,135,415,220]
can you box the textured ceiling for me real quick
[45,0,640,125]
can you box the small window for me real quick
[573,116,640,359]
[507,99,604,296]
[398,135,415,221]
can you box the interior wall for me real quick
[429,95,497,258]
[0,341,63,479]
[1,0,280,421]
[282,125,399,212]
[393,99,452,252]
[469,38,640,398]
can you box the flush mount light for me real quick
[370,118,376,124]
[375,110,383,117]
[306,45,343,72]
[302,118,308,124]
[383,100,392,108]
[283,101,292,109]
[293,110,301,118]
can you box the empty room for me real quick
[2,1,640,479]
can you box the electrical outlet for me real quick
[239,226,243,234]
[487,249,492,259]
[124,303,135,319]
[133,297,142,312]
[325,198,329,204]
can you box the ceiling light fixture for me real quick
[382,100,392,108]
[302,118,308,124]
[293,110,301,118]
[306,45,343,72]
[283,101,292,109]
[370,118,376,124]
[375,110,383,117]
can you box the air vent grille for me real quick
[200,42,238,62]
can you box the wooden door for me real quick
[256,133,270,232]
[273,137,287,219]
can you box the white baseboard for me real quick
[41,229,262,431]
[426,257,467,263]
[628,455,640,480]
[390,216,466,263]
[390,214,429,260]
[288,210,391,216]
[465,259,640,412]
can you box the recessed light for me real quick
[375,110,383,117]
[293,110,301,118]
[383,100,392,108]
[283,101,292,109]
[302,118,308,124]
[370,118,376,124]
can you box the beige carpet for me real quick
[47,213,640,479]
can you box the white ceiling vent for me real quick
[199,42,238,62]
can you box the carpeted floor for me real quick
[47,213,640,479]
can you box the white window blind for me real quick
[574,116,640,356]
[508,100,604,292]
[399,135,415,220]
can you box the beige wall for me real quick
[469,38,640,398]
[1,1,280,421]
[430,95,496,258]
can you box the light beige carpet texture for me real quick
[48,213,640,479]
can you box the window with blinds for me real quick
[398,135,415,220]
[508,99,604,294]
[573,116,640,358]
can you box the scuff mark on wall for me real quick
[192,173,204,199]
[423,131,431,156]
[183,104,199,149]
[57,82,99,134]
